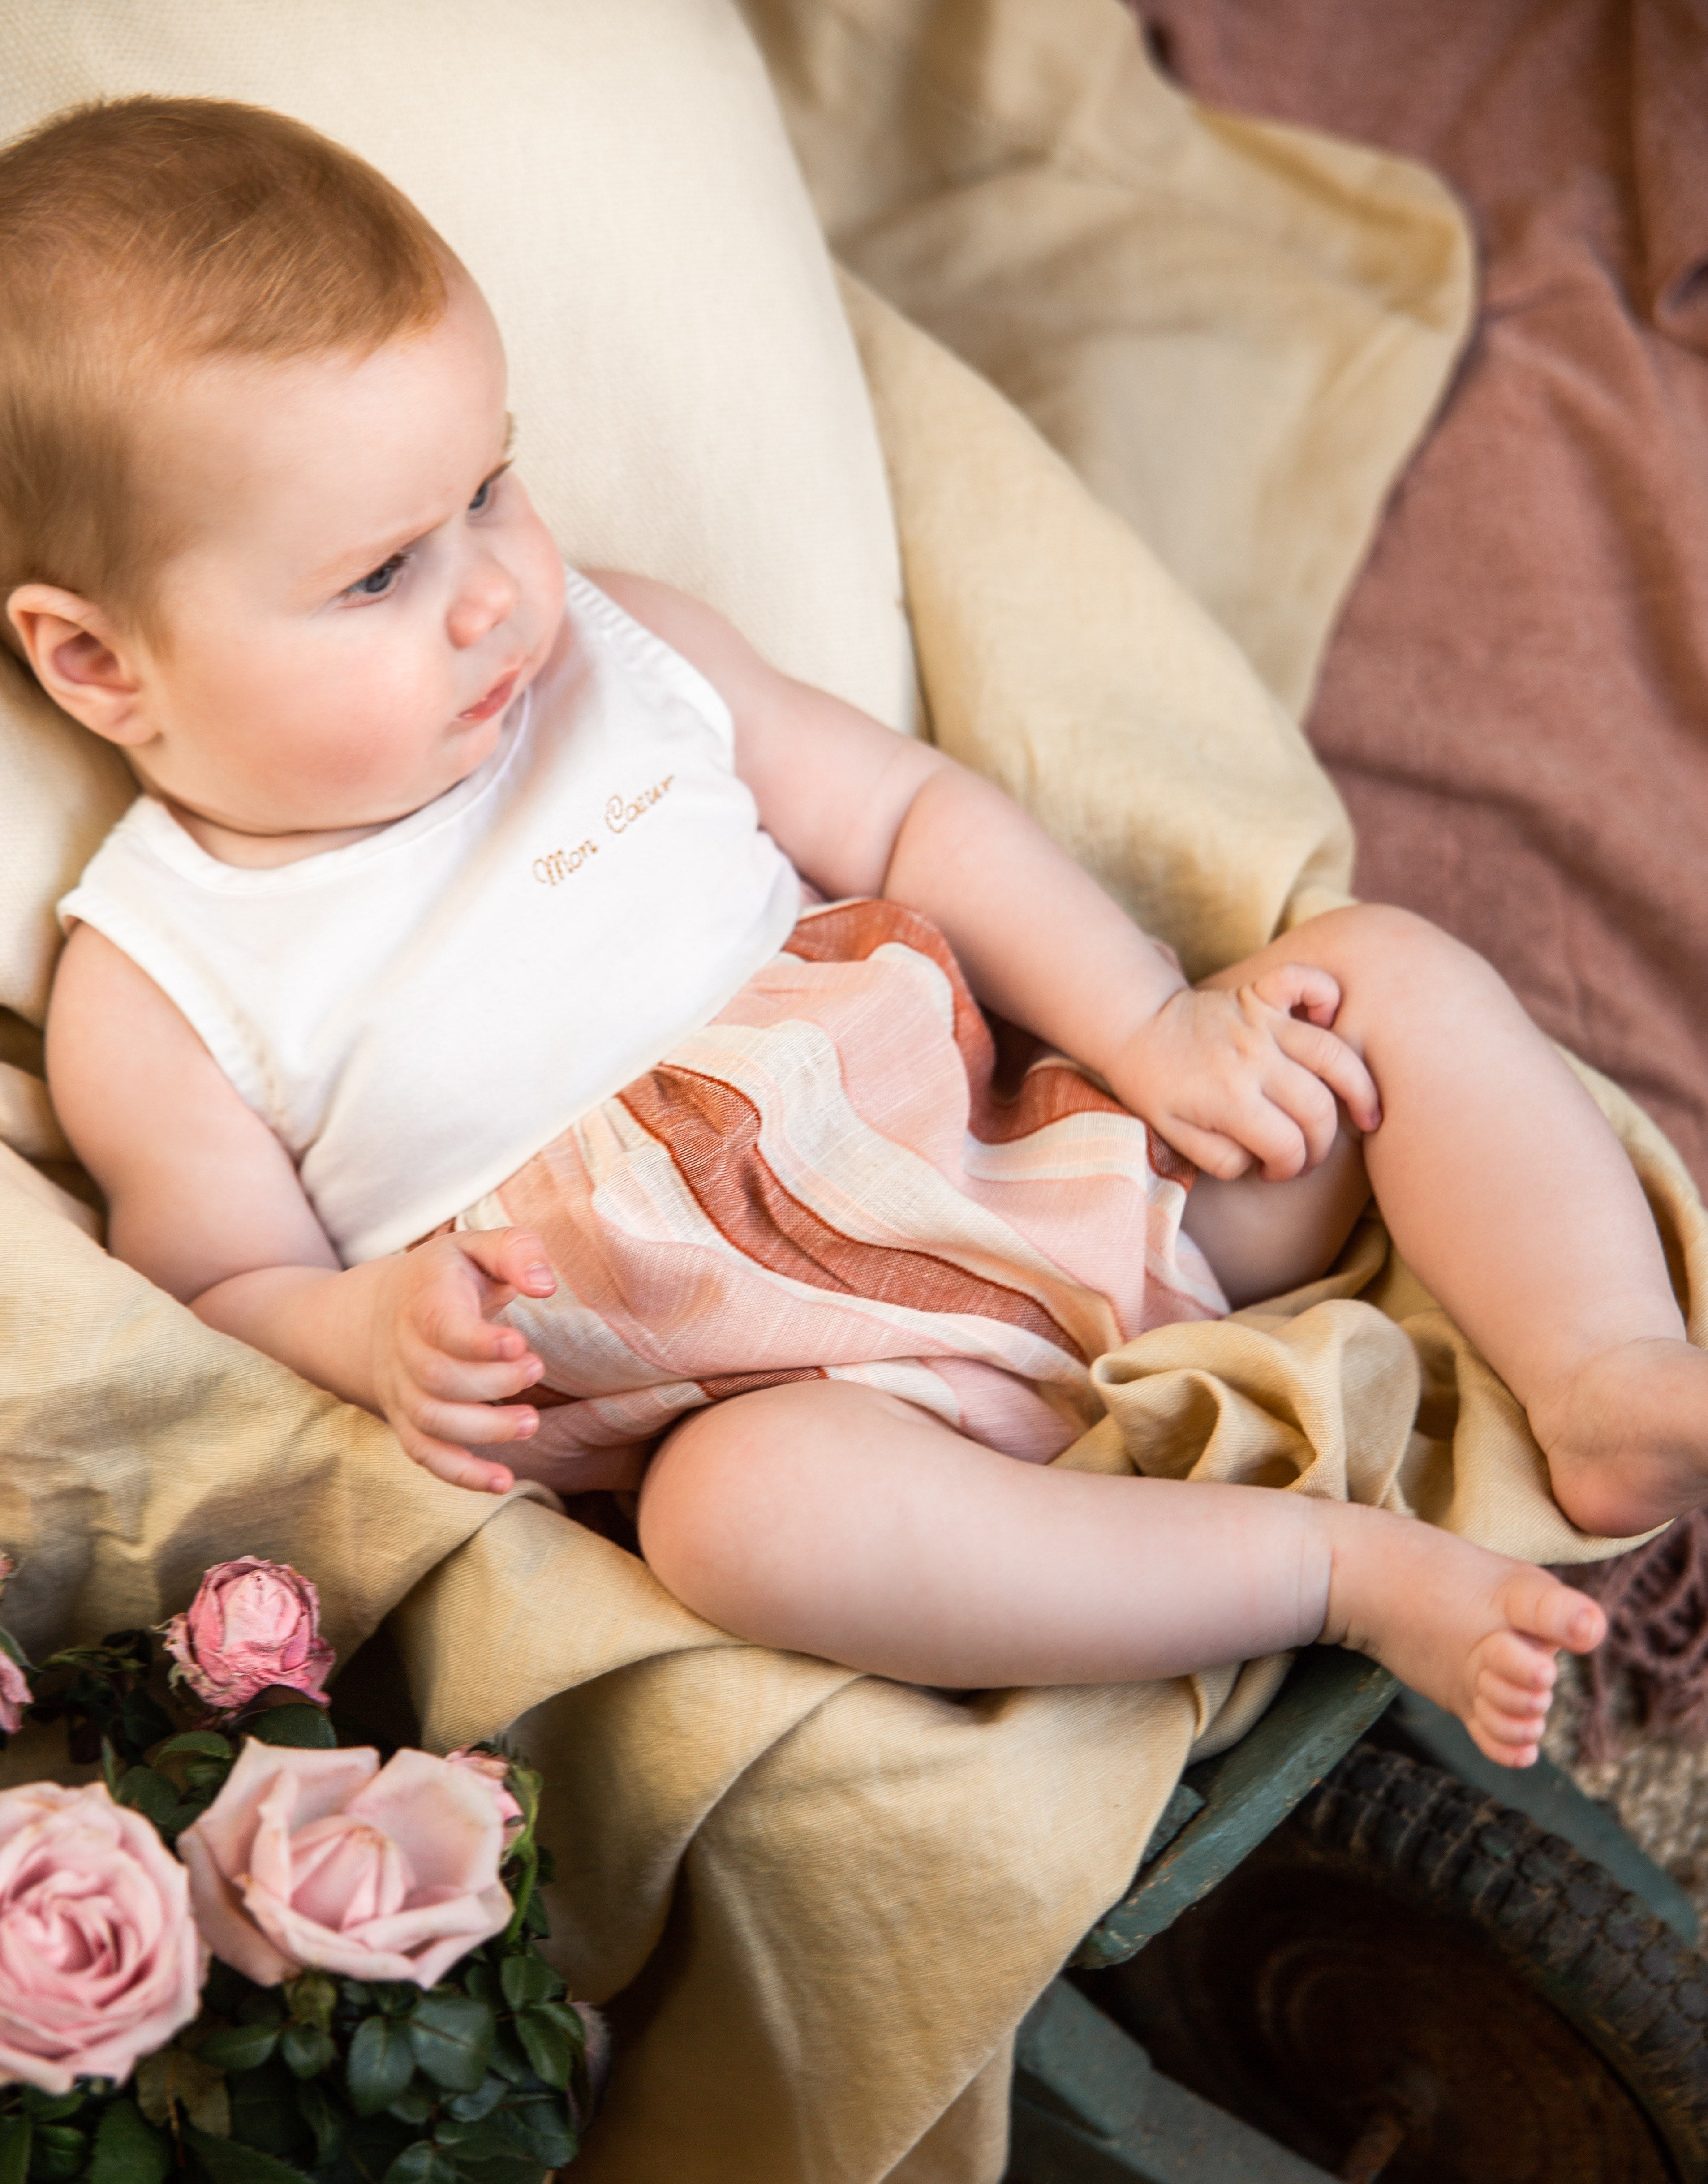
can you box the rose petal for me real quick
[345,1752,502,1893]
[183,1740,509,1988]
[0,1784,205,2088]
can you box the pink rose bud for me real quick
[179,1743,511,1988]
[0,1782,206,2090]
[0,1651,28,1738]
[162,1558,335,1713]
[445,1748,525,1833]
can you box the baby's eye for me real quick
[468,475,495,514]
[346,553,407,602]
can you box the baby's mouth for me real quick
[458,669,520,724]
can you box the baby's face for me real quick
[117,276,564,854]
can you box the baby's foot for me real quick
[1320,1503,1606,1767]
[1532,1336,1708,1538]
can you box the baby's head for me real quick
[0,97,562,853]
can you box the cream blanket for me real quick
[2,5,1703,2180]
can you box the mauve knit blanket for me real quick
[1137,0,1708,1751]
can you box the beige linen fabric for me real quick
[740,0,1474,719]
[0,4,1698,2181]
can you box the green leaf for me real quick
[430,2112,516,2159]
[485,2028,530,2087]
[247,1705,337,1750]
[512,2008,569,2092]
[379,2145,464,2184]
[370,1982,420,2019]
[115,1767,180,1826]
[347,2016,417,2118]
[386,2089,435,2126]
[182,2122,314,2182]
[87,2098,170,2184]
[198,2022,280,2074]
[491,2094,574,2171]
[0,2115,28,2184]
[407,1995,494,2094]
[443,2075,506,2125]
[15,2092,83,2123]
[291,2076,346,2165]
[495,1955,555,2012]
[154,1730,234,1761]
[29,2123,86,2181]
[222,2056,314,2167]
[235,1990,286,2030]
[115,1689,176,1758]
[279,2023,335,2080]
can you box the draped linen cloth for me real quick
[2,5,1700,2180]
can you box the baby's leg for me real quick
[1185,904,1704,1537]
[638,1378,1604,1765]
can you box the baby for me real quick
[11,96,1707,1772]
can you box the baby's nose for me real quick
[449,555,520,646]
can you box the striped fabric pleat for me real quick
[465,900,1226,1484]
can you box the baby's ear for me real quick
[5,584,148,744]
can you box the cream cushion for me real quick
[0,0,914,1027]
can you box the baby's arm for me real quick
[46,924,554,1492]
[597,574,1379,1182]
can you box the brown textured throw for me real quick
[1137,0,1708,1752]
[1569,1512,1708,1762]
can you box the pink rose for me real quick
[445,1748,525,1834]
[0,1650,28,1738]
[0,1781,205,2090]
[162,1558,335,1713]
[179,1742,511,1987]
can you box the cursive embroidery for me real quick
[533,840,599,885]
[605,774,674,834]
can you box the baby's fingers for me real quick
[454,1226,558,1309]
[1153,1120,1256,1183]
[400,1396,540,1495]
[1249,962,1342,1029]
[1273,1015,1382,1135]
[396,1421,517,1496]
[401,1337,543,1405]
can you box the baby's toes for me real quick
[1468,1682,1550,1766]
[1480,1624,1557,1689]
[1499,1566,1606,1654]
[1475,1666,1553,1735]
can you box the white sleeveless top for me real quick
[60,570,802,1264]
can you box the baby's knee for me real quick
[1301,902,1504,1014]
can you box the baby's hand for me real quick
[1110,965,1381,1182]
[368,1227,557,1494]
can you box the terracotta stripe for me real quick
[617,1062,1088,1362]
[695,1366,827,1402]
[785,899,1144,1151]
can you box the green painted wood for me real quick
[1384,1686,1699,1946]
[1009,2089,1341,2184]
[1014,1977,1153,2139]
[1073,1648,1396,1969]
[1009,1981,1339,2181]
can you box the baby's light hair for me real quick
[0,96,456,658]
